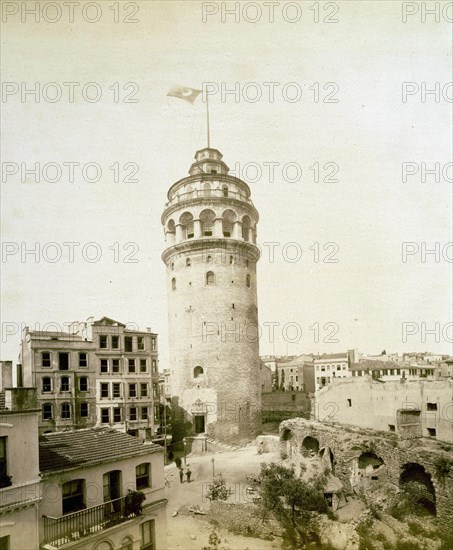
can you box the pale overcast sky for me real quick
[1,1,452,367]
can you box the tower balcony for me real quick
[164,186,254,209]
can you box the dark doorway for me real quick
[399,462,436,516]
[194,415,205,434]
[302,436,320,453]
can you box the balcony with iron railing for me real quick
[42,492,145,548]
[165,188,254,208]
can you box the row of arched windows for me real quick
[167,210,254,242]
[171,273,251,290]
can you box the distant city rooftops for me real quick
[39,427,162,473]
[280,355,314,367]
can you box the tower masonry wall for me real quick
[165,241,261,439]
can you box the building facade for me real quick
[39,428,167,550]
[0,382,41,550]
[315,377,453,443]
[89,318,160,440]
[161,147,262,439]
[312,352,351,392]
[277,355,314,391]
[20,317,160,440]
[350,359,439,381]
[20,329,97,434]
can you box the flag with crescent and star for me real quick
[167,85,202,104]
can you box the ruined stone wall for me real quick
[279,418,453,535]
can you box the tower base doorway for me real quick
[194,415,205,434]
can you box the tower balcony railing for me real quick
[165,188,254,208]
[42,492,144,548]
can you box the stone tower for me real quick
[161,147,261,440]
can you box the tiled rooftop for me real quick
[351,359,407,371]
[315,353,349,361]
[39,427,162,473]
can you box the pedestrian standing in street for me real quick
[179,468,184,483]
[186,467,192,483]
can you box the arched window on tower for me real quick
[179,212,194,240]
[166,219,175,243]
[222,209,236,238]
[200,209,215,237]
[223,219,232,237]
[193,366,204,378]
[242,216,251,241]
[206,271,215,286]
[171,278,176,291]
[246,274,251,288]
[186,185,194,199]
[222,185,229,197]
[186,258,191,267]
[203,182,211,196]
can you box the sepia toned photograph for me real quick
[0,1,452,549]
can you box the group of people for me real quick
[179,466,192,483]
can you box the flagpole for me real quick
[206,93,211,148]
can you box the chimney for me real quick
[0,361,13,391]
[16,364,23,387]
[146,327,152,333]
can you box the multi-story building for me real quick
[20,329,97,434]
[350,359,438,381]
[311,352,352,392]
[277,355,314,391]
[161,147,262,440]
[158,369,171,404]
[0,364,41,550]
[87,317,160,441]
[20,317,160,440]
[39,427,167,550]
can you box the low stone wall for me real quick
[256,435,279,454]
[209,501,281,539]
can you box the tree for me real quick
[279,369,285,391]
[205,475,229,501]
[252,463,329,549]
[272,371,279,392]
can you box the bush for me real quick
[433,456,453,485]
[394,539,422,550]
[407,521,431,538]
[357,524,378,550]
[205,476,229,502]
